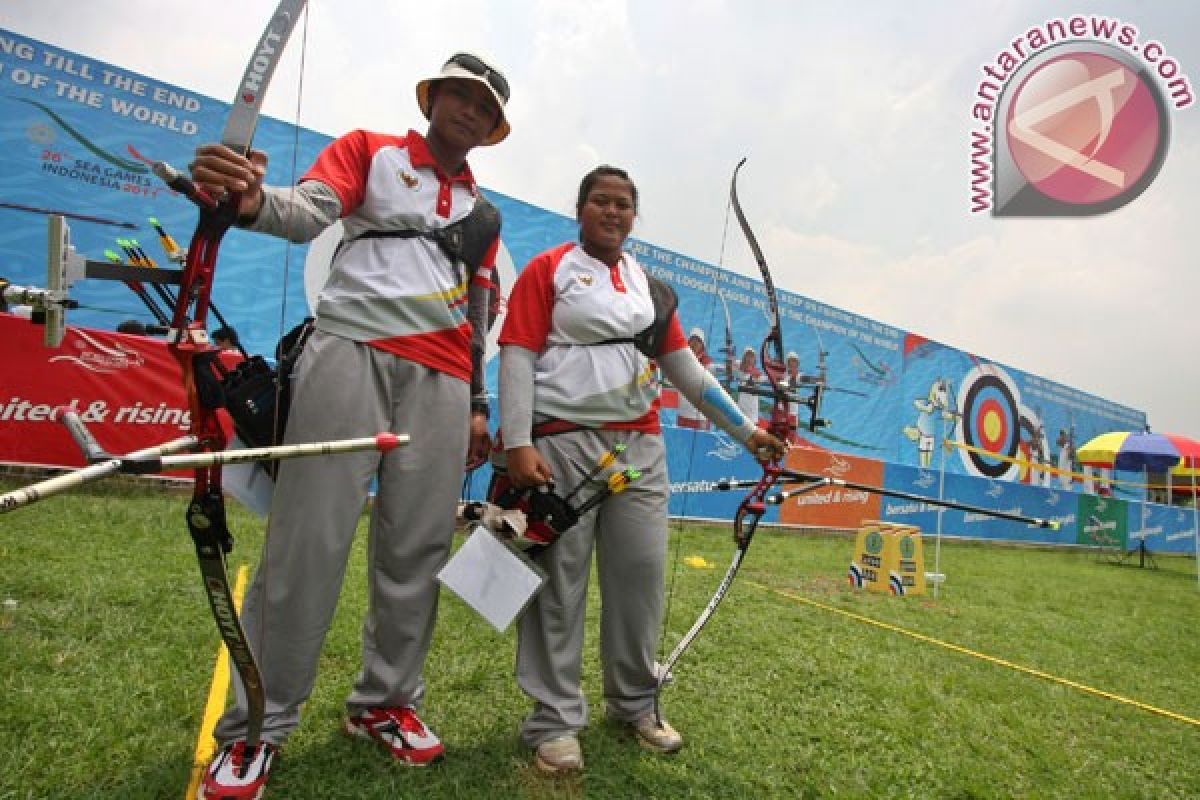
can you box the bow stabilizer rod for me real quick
[770,468,1061,529]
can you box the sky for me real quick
[2,0,1198,439]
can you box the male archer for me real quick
[189,52,511,799]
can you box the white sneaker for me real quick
[534,734,583,773]
[343,705,445,765]
[197,741,277,800]
[632,713,683,754]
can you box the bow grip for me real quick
[187,490,234,556]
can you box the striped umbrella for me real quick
[1165,434,1200,492]
[1077,431,1182,472]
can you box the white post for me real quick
[1192,471,1199,588]
[933,418,947,599]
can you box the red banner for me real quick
[0,313,234,470]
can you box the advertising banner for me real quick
[0,312,236,470]
[1078,494,1129,549]
[777,447,883,529]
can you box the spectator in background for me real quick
[117,319,147,335]
[675,328,712,430]
[213,325,241,352]
[783,350,803,387]
[687,328,711,366]
[782,350,803,437]
[735,346,763,422]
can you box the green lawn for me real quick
[2,477,1199,799]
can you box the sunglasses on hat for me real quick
[446,52,510,104]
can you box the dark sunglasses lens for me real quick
[448,53,509,101]
[488,73,510,101]
[450,52,486,72]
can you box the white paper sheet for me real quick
[221,435,275,517]
[437,525,545,632]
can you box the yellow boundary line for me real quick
[747,579,1200,728]
[184,565,249,800]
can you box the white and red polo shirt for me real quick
[305,129,498,384]
[500,243,688,433]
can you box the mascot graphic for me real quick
[903,378,957,467]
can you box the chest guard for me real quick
[345,191,501,279]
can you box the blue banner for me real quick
[663,426,771,522]
[881,463,1079,544]
[1130,502,1197,555]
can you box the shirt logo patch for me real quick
[398,170,420,189]
[578,273,594,286]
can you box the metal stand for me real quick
[1117,538,1158,570]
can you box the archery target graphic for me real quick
[957,365,1021,480]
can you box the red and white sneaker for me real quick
[197,740,277,800]
[343,706,445,765]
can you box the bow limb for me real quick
[165,0,308,754]
[728,158,793,541]
[654,159,794,725]
[730,159,791,450]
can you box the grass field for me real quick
[2,476,1199,799]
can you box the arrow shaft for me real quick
[0,435,199,513]
[774,469,1058,528]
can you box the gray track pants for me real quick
[516,428,669,748]
[215,331,468,745]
